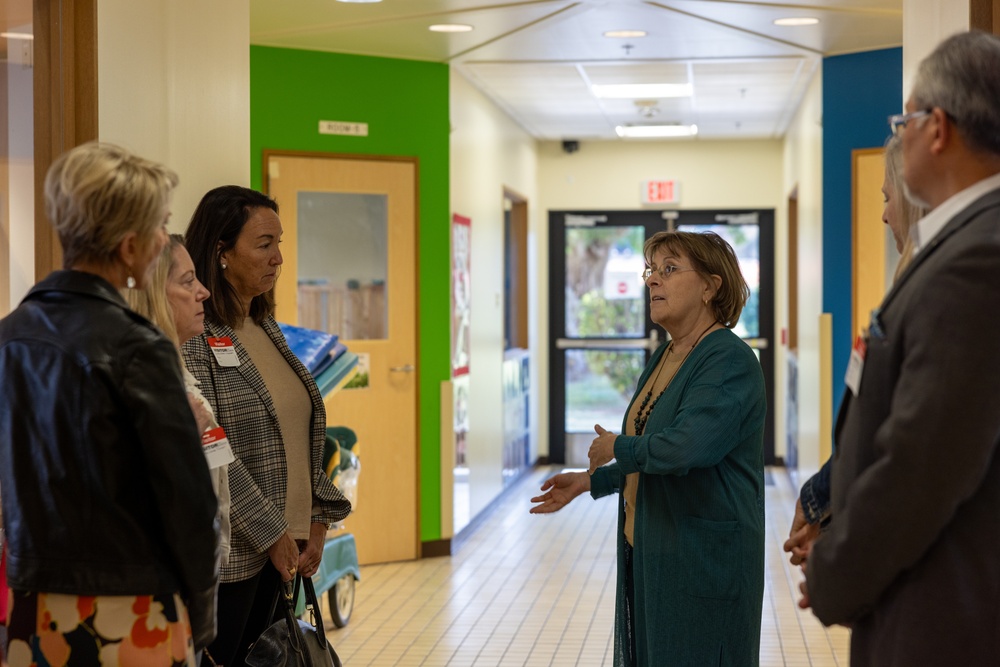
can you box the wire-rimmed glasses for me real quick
[641,265,694,281]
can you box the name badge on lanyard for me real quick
[201,426,236,469]
[207,336,240,367]
[845,335,867,397]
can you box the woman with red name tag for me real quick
[0,143,219,666]
[182,186,352,667]
[128,234,232,576]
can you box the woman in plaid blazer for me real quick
[182,186,351,667]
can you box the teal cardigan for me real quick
[590,328,766,666]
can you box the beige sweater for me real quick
[236,318,313,540]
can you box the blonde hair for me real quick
[884,135,929,281]
[126,235,185,347]
[643,230,750,328]
[44,142,179,268]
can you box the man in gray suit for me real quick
[806,31,1000,665]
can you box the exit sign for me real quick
[641,179,680,205]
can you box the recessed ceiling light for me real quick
[1,31,34,40]
[592,83,693,99]
[429,23,474,33]
[604,30,647,38]
[773,17,819,26]
[616,124,698,138]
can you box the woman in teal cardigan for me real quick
[531,231,766,666]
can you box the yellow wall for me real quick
[97,0,250,229]
[535,135,788,459]
[450,69,540,522]
[782,67,824,474]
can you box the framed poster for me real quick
[451,214,471,377]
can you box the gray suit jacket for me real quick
[808,186,1000,666]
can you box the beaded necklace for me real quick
[633,321,718,436]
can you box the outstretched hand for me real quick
[587,424,617,473]
[529,471,591,514]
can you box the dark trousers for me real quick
[202,564,282,667]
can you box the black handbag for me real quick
[246,575,342,667]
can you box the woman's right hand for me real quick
[529,471,590,514]
[267,532,299,582]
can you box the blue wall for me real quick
[822,47,902,416]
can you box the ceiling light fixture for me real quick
[604,30,647,38]
[429,23,474,33]
[616,124,698,138]
[773,17,819,26]
[592,83,692,99]
[1,31,34,40]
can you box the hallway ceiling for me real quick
[250,0,902,141]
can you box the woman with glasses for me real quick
[530,231,766,667]
[181,186,351,667]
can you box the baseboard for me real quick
[420,538,452,559]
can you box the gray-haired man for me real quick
[806,30,1000,666]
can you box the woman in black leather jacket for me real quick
[0,143,220,666]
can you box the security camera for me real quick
[561,140,580,154]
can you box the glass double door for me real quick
[548,209,775,466]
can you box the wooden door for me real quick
[851,148,888,342]
[265,152,418,564]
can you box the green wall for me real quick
[250,46,450,543]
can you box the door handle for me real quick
[389,364,416,373]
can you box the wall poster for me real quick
[451,214,471,469]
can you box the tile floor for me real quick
[319,467,849,666]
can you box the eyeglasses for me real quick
[642,264,694,281]
[888,109,931,136]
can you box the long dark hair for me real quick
[185,185,279,329]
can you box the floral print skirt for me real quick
[3,589,196,666]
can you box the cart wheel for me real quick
[328,575,355,628]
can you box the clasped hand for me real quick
[587,424,616,474]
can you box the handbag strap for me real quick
[300,576,330,650]
[269,577,306,657]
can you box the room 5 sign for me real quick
[319,120,369,136]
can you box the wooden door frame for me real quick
[503,186,529,350]
[34,0,98,278]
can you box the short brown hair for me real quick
[643,230,749,328]
[185,186,279,329]
[44,142,178,268]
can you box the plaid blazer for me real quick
[182,316,351,583]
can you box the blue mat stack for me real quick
[278,322,359,398]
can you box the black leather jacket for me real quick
[0,270,219,647]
